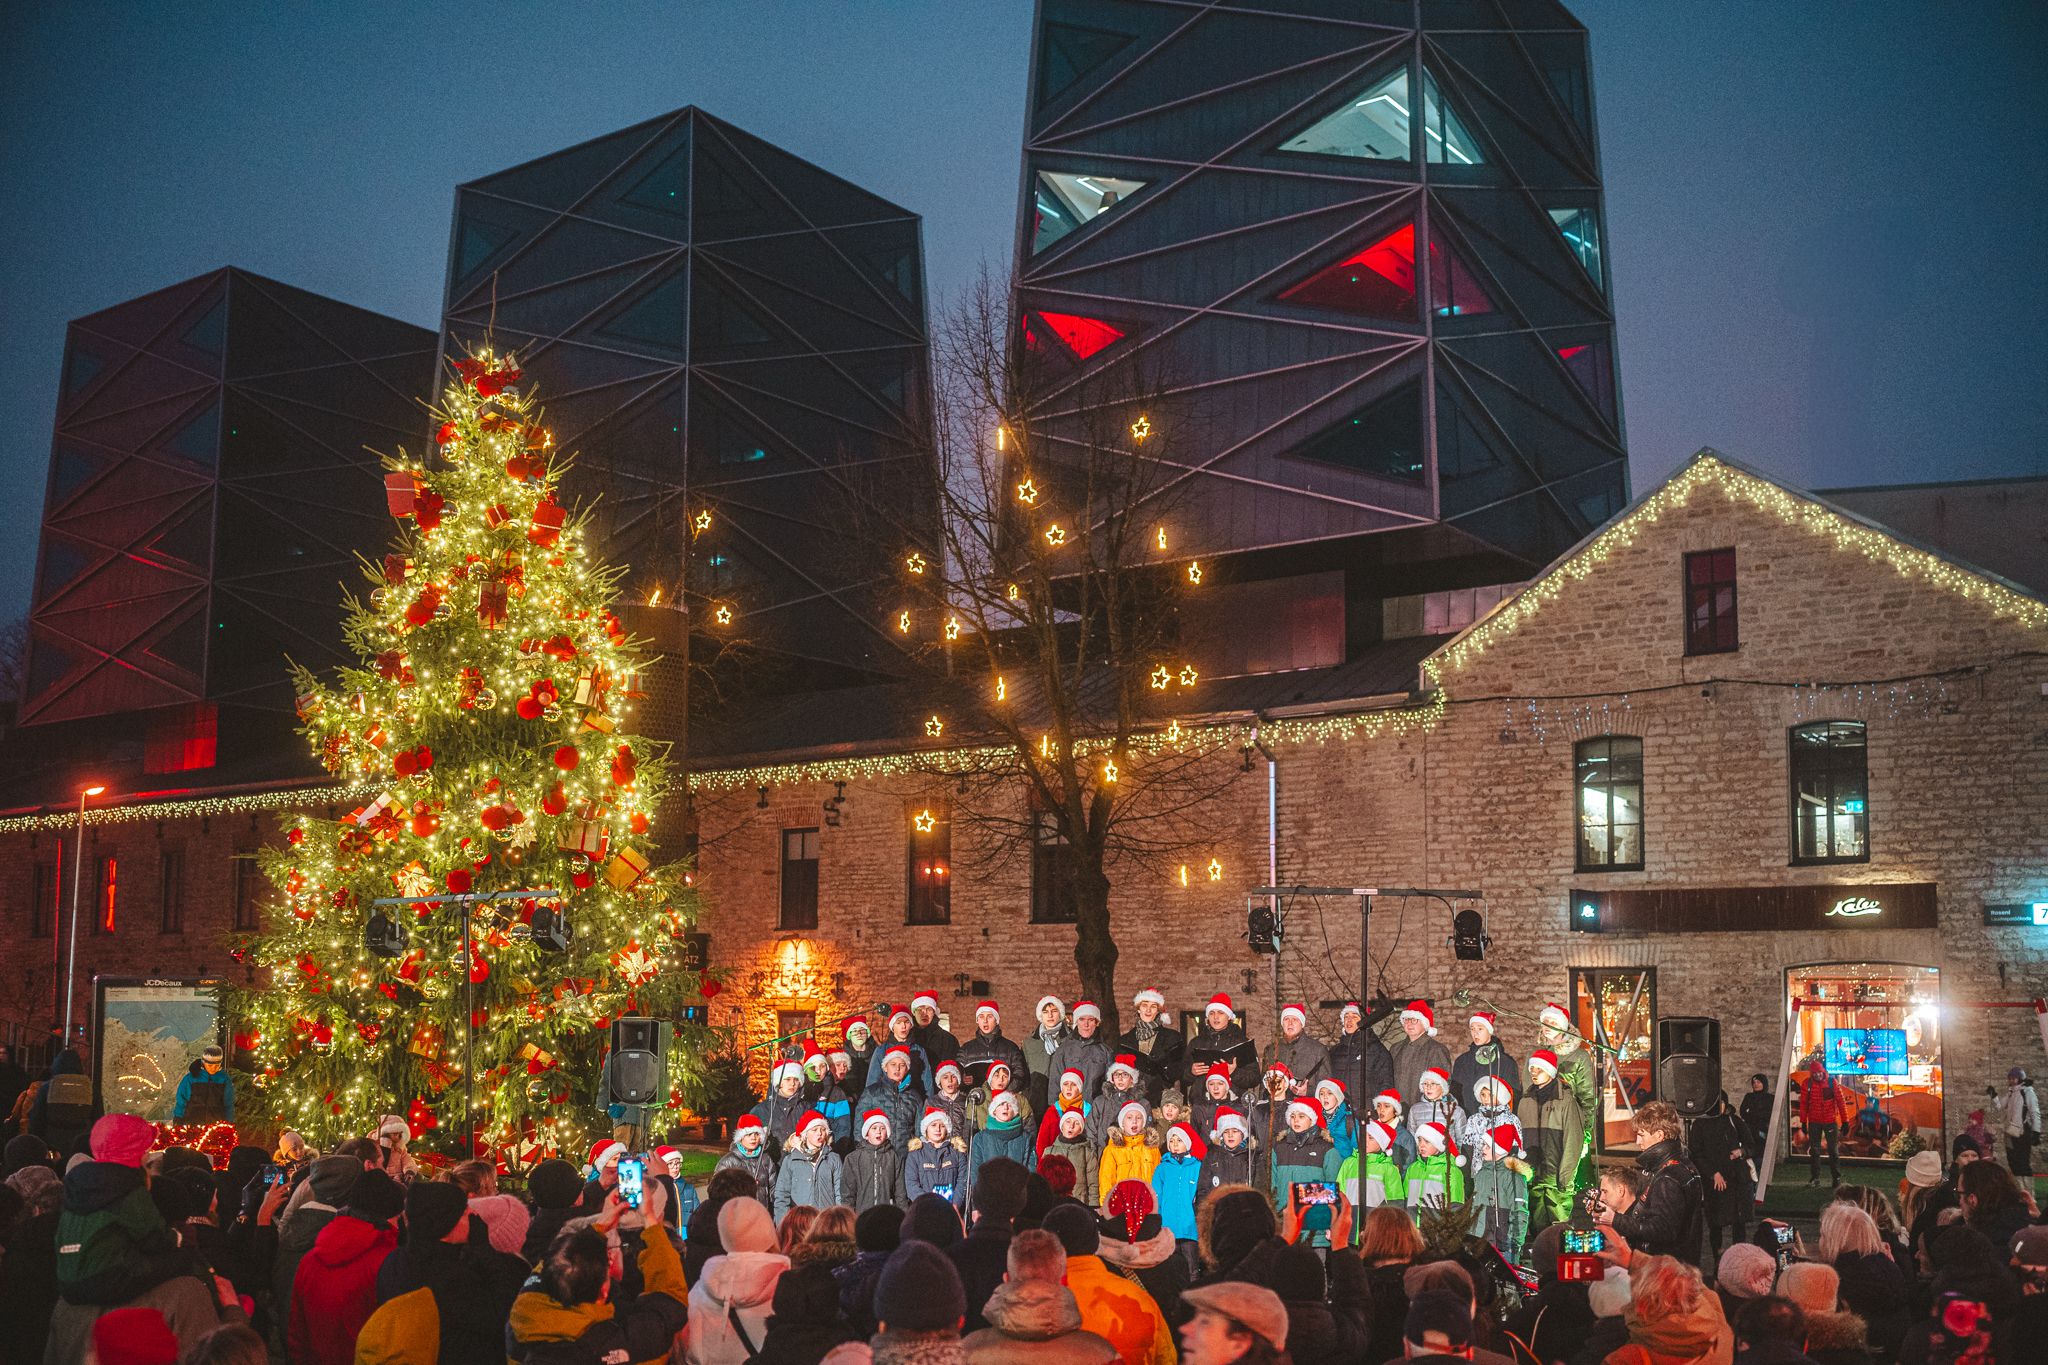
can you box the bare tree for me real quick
[860,269,1247,1037]
[0,616,28,706]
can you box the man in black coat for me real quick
[1116,989,1186,1104]
[1326,1001,1394,1109]
[955,1001,1027,1093]
[908,991,961,1075]
[1183,993,1258,1090]
[1600,1101,1704,1265]
[947,1158,1027,1333]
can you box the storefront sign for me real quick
[1982,902,2048,928]
[1570,882,1937,934]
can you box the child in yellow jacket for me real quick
[1098,1097,1162,1204]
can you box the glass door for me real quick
[1572,967,1657,1153]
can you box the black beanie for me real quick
[3,1134,52,1175]
[345,1169,407,1225]
[1269,1243,1327,1301]
[971,1158,1029,1222]
[406,1179,470,1243]
[1207,1188,1276,1268]
[1042,1203,1100,1257]
[900,1193,963,1249]
[855,1203,903,1253]
[875,1241,966,1332]
[527,1158,584,1210]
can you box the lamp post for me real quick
[61,784,106,1047]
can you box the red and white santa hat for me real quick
[827,1044,851,1065]
[770,1059,806,1088]
[986,1060,1014,1085]
[799,1039,827,1075]
[587,1139,626,1174]
[652,1144,681,1166]
[1340,1001,1363,1020]
[1489,1124,1523,1159]
[860,1109,892,1141]
[888,1004,913,1029]
[1365,1120,1397,1152]
[911,991,940,1015]
[1134,988,1167,1008]
[797,1110,830,1141]
[1373,1088,1405,1113]
[1264,1060,1295,1083]
[1058,1106,1088,1134]
[1167,1121,1208,1159]
[1117,1098,1151,1129]
[1402,1000,1437,1035]
[988,1091,1022,1122]
[1286,1096,1325,1128]
[1036,994,1066,1019]
[1211,1106,1249,1140]
[1205,992,1237,1020]
[1419,1066,1451,1093]
[974,1000,1000,1023]
[1539,1001,1572,1032]
[1108,1054,1140,1085]
[1072,1000,1102,1025]
[1414,1120,1464,1165]
[920,1106,954,1138]
[1477,1074,1515,1107]
[1205,1061,1235,1085]
[1469,1010,1497,1037]
[1280,1002,1308,1029]
[733,1114,765,1139]
[881,1043,913,1066]
[1529,1049,1560,1081]
[934,1060,962,1085]
[1060,1066,1086,1092]
[1314,1078,1347,1108]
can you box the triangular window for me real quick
[1037,22,1133,107]
[38,539,94,596]
[1421,69,1483,166]
[49,446,106,508]
[62,346,104,400]
[146,615,209,679]
[1428,240,1495,318]
[1032,170,1148,254]
[1279,67,1413,162]
[1278,225,1417,321]
[597,271,689,352]
[694,278,774,348]
[1025,310,1127,361]
[865,246,920,305]
[1558,340,1617,425]
[1548,208,1604,292]
[25,638,80,700]
[695,404,771,467]
[620,145,691,220]
[453,212,520,286]
[181,298,227,357]
[142,505,216,569]
[166,402,220,466]
[1437,392,1510,484]
[1289,382,1425,482]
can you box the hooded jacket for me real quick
[1613,1138,1704,1265]
[1195,1140,1259,1198]
[903,1135,970,1211]
[1095,1221,1187,1328]
[1518,1075,1588,1188]
[752,1089,813,1157]
[1606,1291,1733,1365]
[684,1244,793,1365]
[54,1160,193,1306]
[1043,1134,1100,1210]
[1269,1127,1339,1198]
[958,1029,1028,1095]
[1149,1150,1202,1241]
[1063,1254,1175,1365]
[962,1279,1119,1365]
[912,1021,961,1075]
[843,1138,907,1212]
[171,1062,235,1122]
[506,1217,689,1365]
[715,1134,778,1210]
[755,1263,855,1365]
[356,1219,529,1365]
[926,1087,972,1141]
[1337,1145,1405,1217]
[1097,1131,1162,1205]
[967,1120,1037,1198]
[1182,1021,1258,1090]
[1083,1079,1147,1151]
[775,1141,845,1221]
[1023,1021,1074,1107]
[858,1074,926,1155]
[966,1085,1034,1136]
[1450,1041,1520,1116]
[813,1078,857,1145]
[290,1213,398,1365]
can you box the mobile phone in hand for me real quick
[617,1157,645,1209]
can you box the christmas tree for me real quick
[225,350,705,1160]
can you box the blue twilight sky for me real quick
[2,2,2043,624]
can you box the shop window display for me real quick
[1786,963,1941,1163]
[1572,966,1656,1152]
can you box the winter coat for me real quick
[833,1250,890,1338]
[715,1136,778,1209]
[842,1140,907,1212]
[1114,1024,1185,1104]
[825,1328,971,1365]
[1190,1087,1249,1144]
[926,1088,971,1142]
[1182,1021,1258,1090]
[1405,1151,1465,1211]
[774,1143,844,1222]
[289,1213,398,1365]
[54,1160,192,1306]
[1612,1138,1704,1265]
[1043,1135,1100,1209]
[967,1122,1037,1202]
[878,1037,935,1095]
[846,1041,876,1096]
[813,1079,857,1144]
[752,1090,813,1157]
[1832,1251,1910,1361]
[903,1136,970,1211]
[754,1263,855,1365]
[1084,1080,1147,1149]
[1263,1033,1331,1094]
[1688,1110,1753,1215]
[912,1021,961,1075]
[274,1198,337,1319]
[1096,1222,1188,1328]
[1022,1024,1073,1111]
[1450,1042,1520,1115]
[1389,1033,1454,1106]
[1801,1073,1845,1127]
[1268,1128,1339,1210]
[962,1279,1120,1365]
[1283,1252,1372,1365]
[683,1245,792,1365]
[1796,1309,1873,1365]
[1064,1253,1176,1365]
[1035,1098,1088,1159]
[1338,1147,1406,1217]
[1408,1093,1466,1141]
[2001,1080,2041,1137]
[966,1087,1034,1136]
[171,1064,235,1122]
[1098,1131,1162,1204]
[1325,1102,1358,1162]
[41,1274,235,1365]
[1196,1141,1259,1198]
[358,1221,529,1365]
[1047,1034,1114,1104]
[957,1029,1028,1095]
[859,1075,927,1155]
[1460,1105,1524,1171]
[1737,1090,1775,1160]
[1328,1027,1396,1122]
[1150,1150,1202,1241]
[1518,1077,1589,1189]
[1468,1157,1531,1259]
[1604,1292,1733,1365]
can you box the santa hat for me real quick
[827,1046,851,1065]
[1402,1000,1437,1035]
[920,1106,954,1138]
[1036,994,1065,1019]
[797,1110,830,1140]
[988,1091,1021,1121]
[860,1109,892,1141]
[845,1018,872,1042]
[986,1060,1014,1084]
[1104,1178,1158,1245]
[1373,1088,1405,1113]
[1205,992,1236,1019]
[1365,1120,1397,1152]
[1477,1074,1515,1107]
[1166,1120,1209,1160]
[881,1043,913,1066]
[1314,1078,1347,1107]
[888,1005,913,1029]
[1058,1107,1088,1134]
[1419,1066,1450,1093]
[1107,1054,1140,1085]
[770,1059,806,1088]
[1415,1120,1464,1165]
[1205,1061,1234,1084]
[1134,988,1167,1008]
[975,1000,1000,1022]
[1060,1066,1086,1092]
[1286,1096,1325,1129]
[1539,1001,1572,1031]
[1469,1010,1496,1037]
[1072,1000,1102,1025]
[1529,1049,1560,1080]
[1117,1098,1150,1129]
[1489,1124,1523,1159]
[652,1144,681,1166]
[1340,1001,1362,1019]
[911,991,940,1014]
[1263,1061,1294,1082]
[934,1060,962,1085]
[1211,1106,1249,1140]
[799,1039,827,1075]
[1280,1003,1307,1029]
[733,1114,765,1139]
[587,1139,626,1174]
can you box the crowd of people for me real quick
[0,993,2042,1365]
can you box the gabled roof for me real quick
[1425,447,2048,682]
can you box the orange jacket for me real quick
[1062,1254,1175,1365]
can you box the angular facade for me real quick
[439,108,934,681]
[1016,0,1625,577]
[23,269,438,725]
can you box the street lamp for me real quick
[61,784,105,1046]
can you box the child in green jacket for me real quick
[1405,1118,1466,1215]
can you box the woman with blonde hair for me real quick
[1817,1202,1911,1358]
[791,1203,859,1272]
[1605,1254,1732,1365]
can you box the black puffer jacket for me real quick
[957,1028,1028,1094]
[1328,1026,1394,1110]
[754,1264,853,1365]
[1612,1137,1704,1265]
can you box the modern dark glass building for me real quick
[1016,0,1625,625]
[438,107,934,683]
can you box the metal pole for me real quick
[463,895,476,1159]
[61,791,88,1044]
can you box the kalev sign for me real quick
[1825,896,1885,919]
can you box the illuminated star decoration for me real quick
[1155,526,1168,551]
[1165,720,1181,743]
[944,616,961,641]
[1150,665,1172,691]
[994,676,1007,702]
[925,715,944,738]
[905,551,927,575]
[692,509,713,533]
[897,610,911,633]
[1178,865,1189,887]
[1207,858,1223,881]
[1044,524,1067,547]
[1016,478,1038,506]
[1006,583,1020,601]
[913,808,936,833]
[1130,415,1151,442]
[1103,758,1118,783]
[1179,665,1199,686]
[714,603,733,625]
[1039,734,1055,757]
[1187,561,1203,585]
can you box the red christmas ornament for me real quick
[415,491,446,532]
[544,635,578,661]
[287,827,304,846]
[571,869,594,891]
[468,951,491,985]
[411,806,440,839]
[700,979,723,1000]
[629,811,649,835]
[515,695,543,720]
[407,1098,439,1137]
[540,783,567,817]
[394,750,418,778]
[553,745,580,770]
[445,868,473,895]
[434,421,457,446]
[610,745,637,788]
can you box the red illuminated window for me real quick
[1684,548,1738,655]
[94,855,117,934]
[1025,310,1127,360]
[143,703,218,773]
[906,804,951,925]
[1279,224,1418,321]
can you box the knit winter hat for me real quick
[1280,1003,1307,1029]
[1107,1054,1140,1085]
[861,1110,893,1142]
[1072,1000,1102,1024]
[344,1169,406,1225]
[1366,1120,1397,1152]
[1586,1265,1632,1318]
[855,1203,903,1253]
[1905,1150,1944,1188]
[1402,1000,1437,1035]
[1717,1242,1778,1299]
[1043,1202,1101,1256]
[526,1157,583,1210]
[90,1308,179,1365]
[467,1193,531,1256]
[876,1240,966,1331]
[1528,1049,1560,1080]
[406,1179,469,1242]
[1211,1106,1249,1140]
[719,1192,777,1253]
[1134,988,1166,1008]
[901,1192,964,1248]
[910,991,940,1014]
[1039,1154,1076,1197]
[1777,1261,1841,1317]
[88,1113,155,1168]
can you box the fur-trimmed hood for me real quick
[1194,1182,1274,1272]
[871,1328,968,1365]
[907,1136,969,1154]
[1801,1309,1870,1356]
[1097,1224,1178,1271]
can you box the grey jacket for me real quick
[842,1141,907,1213]
[1263,1033,1332,1093]
[773,1143,844,1221]
[1389,1034,1454,1106]
[1047,1034,1114,1104]
[962,1280,1120,1365]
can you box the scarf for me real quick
[1133,1020,1158,1045]
[1036,1025,1064,1052]
[986,1114,1022,1134]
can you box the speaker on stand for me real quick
[1657,1017,1723,1164]
[605,1017,667,1147]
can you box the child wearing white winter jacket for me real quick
[1407,1066,1466,1143]
[1457,1075,1524,1175]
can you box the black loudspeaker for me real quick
[1660,1053,1723,1117]
[1658,1017,1721,1060]
[529,905,571,954]
[606,1017,665,1106]
[365,907,407,958]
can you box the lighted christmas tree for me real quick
[225,350,705,1160]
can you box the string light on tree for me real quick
[1179,665,1199,686]
[1155,526,1168,551]
[896,610,912,634]
[1102,758,1119,784]
[1177,865,1190,887]
[1006,583,1021,601]
[1207,858,1224,881]
[994,676,1007,702]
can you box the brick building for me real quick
[683,450,2047,1154]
